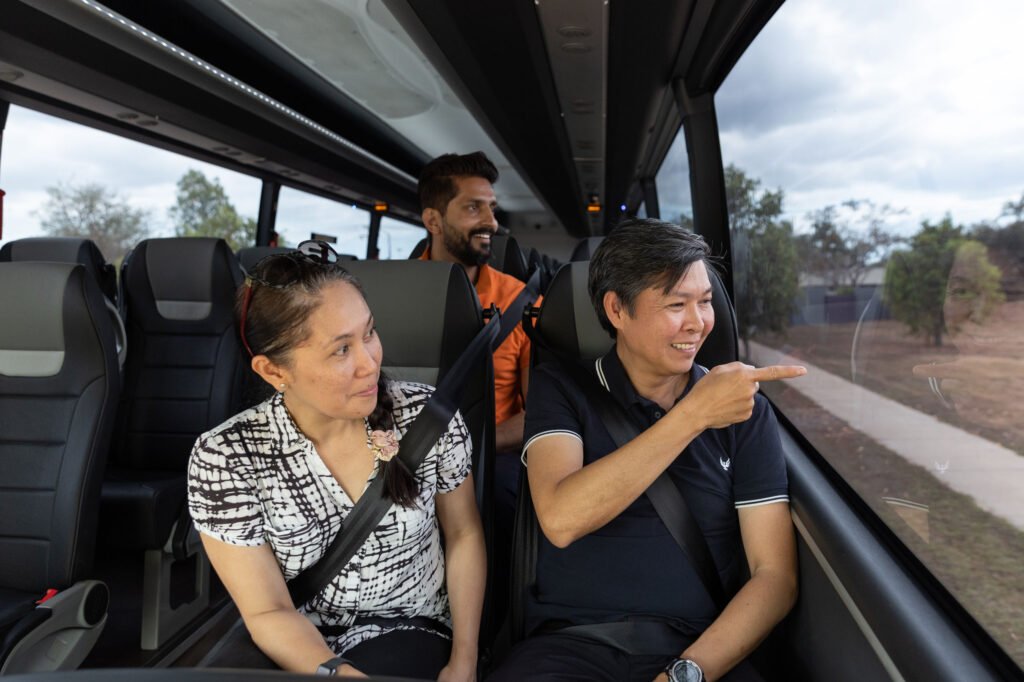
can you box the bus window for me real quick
[378,215,426,260]
[716,0,1024,665]
[275,187,370,257]
[0,105,261,262]
[655,125,692,227]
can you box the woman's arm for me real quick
[435,472,486,682]
[200,534,366,678]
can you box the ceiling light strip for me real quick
[70,0,416,186]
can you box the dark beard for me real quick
[443,225,492,267]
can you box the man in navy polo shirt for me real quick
[489,219,806,682]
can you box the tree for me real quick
[725,165,800,354]
[169,169,255,251]
[36,182,149,262]
[884,216,966,346]
[798,199,902,290]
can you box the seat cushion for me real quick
[99,469,186,549]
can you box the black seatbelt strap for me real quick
[556,358,728,612]
[287,311,501,607]
[487,267,541,350]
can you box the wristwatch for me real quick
[315,656,353,676]
[664,657,705,682]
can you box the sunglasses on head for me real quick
[239,240,342,356]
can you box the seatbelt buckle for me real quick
[36,588,59,605]
[482,303,500,321]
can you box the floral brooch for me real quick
[367,426,400,463]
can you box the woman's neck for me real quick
[282,394,365,447]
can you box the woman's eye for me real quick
[336,345,349,356]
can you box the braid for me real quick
[370,374,418,506]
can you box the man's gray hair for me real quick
[588,218,713,338]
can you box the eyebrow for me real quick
[327,315,375,345]
[667,286,713,298]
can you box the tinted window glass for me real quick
[718,0,1024,665]
[275,188,369,257]
[655,125,692,226]
[1,105,260,262]
[379,215,425,259]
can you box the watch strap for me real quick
[315,656,352,676]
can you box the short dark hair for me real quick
[588,218,713,338]
[418,151,499,213]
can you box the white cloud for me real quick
[718,0,1024,234]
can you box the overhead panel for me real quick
[220,0,543,214]
[535,0,608,235]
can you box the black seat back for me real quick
[0,237,117,304]
[114,238,245,473]
[0,262,119,592]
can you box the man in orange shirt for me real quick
[417,152,539,570]
[418,151,534,454]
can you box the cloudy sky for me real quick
[714,0,1024,236]
[0,106,424,258]
[1,0,1022,251]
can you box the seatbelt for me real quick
[287,310,501,608]
[487,266,541,350]
[559,359,728,612]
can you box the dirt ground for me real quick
[756,323,1024,666]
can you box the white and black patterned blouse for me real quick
[187,381,472,655]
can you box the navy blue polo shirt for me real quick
[521,346,789,635]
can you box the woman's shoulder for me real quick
[192,395,276,459]
[386,379,435,413]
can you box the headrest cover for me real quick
[537,262,612,361]
[145,238,220,320]
[0,262,73,376]
[1,237,117,301]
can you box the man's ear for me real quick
[251,354,290,392]
[603,291,628,331]
[422,207,443,236]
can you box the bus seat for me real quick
[0,262,119,673]
[0,237,127,370]
[407,237,428,259]
[343,260,488,461]
[100,237,246,650]
[569,236,605,262]
[490,235,530,282]
[237,246,356,273]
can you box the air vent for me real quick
[557,25,591,38]
[212,146,231,153]
[224,150,242,157]
[137,118,159,127]
[0,69,24,82]
[561,42,592,53]
[116,112,139,121]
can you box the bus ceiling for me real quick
[0,0,782,237]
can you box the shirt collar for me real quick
[596,344,705,415]
[266,390,309,452]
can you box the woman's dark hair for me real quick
[588,218,715,338]
[237,255,418,505]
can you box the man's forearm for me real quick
[679,566,797,681]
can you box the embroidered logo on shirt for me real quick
[720,457,731,471]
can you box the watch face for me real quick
[666,659,702,682]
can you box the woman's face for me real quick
[279,281,383,424]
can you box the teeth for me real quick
[671,343,695,350]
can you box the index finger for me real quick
[749,365,807,382]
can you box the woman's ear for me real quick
[251,354,290,392]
